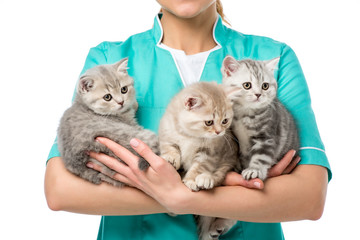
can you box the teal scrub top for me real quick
[48,14,332,240]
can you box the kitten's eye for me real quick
[103,94,112,101]
[243,82,252,90]
[262,83,269,90]
[222,119,229,125]
[205,120,214,126]
[121,86,128,94]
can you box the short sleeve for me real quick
[277,44,332,181]
[46,42,109,163]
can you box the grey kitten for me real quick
[158,82,239,240]
[57,58,158,187]
[222,56,299,181]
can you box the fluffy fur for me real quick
[57,58,158,187]
[158,82,239,240]
[222,56,299,181]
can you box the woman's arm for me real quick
[44,145,298,217]
[44,157,167,215]
[182,165,327,222]
[88,137,327,222]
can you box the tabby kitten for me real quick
[221,56,299,181]
[58,58,158,187]
[158,82,239,240]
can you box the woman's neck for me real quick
[160,6,218,55]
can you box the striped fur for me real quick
[158,82,239,240]
[222,56,299,181]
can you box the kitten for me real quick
[158,81,239,240]
[57,58,158,187]
[221,56,299,181]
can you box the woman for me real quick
[45,1,331,239]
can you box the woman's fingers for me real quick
[88,151,135,186]
[88,161,133,186]
[130,138,166,171]
[283,156,301,174]
[88,151,128,174]
[268,150,297,178]
[224,150,300,189]
[223,172,264,189]
[95,137,139,169]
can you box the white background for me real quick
[1,0,359,239]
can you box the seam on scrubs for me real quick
[155,14,163,45]
[238,221,245,240]
[140,215,144,240]
[154,15,186,86]
[212,16,222,48]
[299,147,326,153]
[98,42,109,63]
[162,47,187,86]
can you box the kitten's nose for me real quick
[118,101,124,106]
[255,94,261,99]
[215,130,221,135]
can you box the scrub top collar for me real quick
[152,13,228,49]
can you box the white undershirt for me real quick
[160,43,221,86]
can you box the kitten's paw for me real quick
[195,173,215,190]
[209,219,237,239]
[161,153,181,170]
[183,179,200,192]
[242,168,267,180]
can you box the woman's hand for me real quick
[87,137,191,213]
[223,150,301,189]
[88,137,300,211]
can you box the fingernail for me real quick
[130,138,139,148]
[292,150,297,158]
[86,162,94,169]
[254,182,261,189]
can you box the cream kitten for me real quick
[158,82,239,240]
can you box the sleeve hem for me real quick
[298,148,332,182]
[299,146,325,153]
[46,141,61,165]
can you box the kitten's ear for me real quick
[78,77,94,93]
[221,56,241,77]
[115,58,129,74]
[184,96,202,110]
[264,57,280,72]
